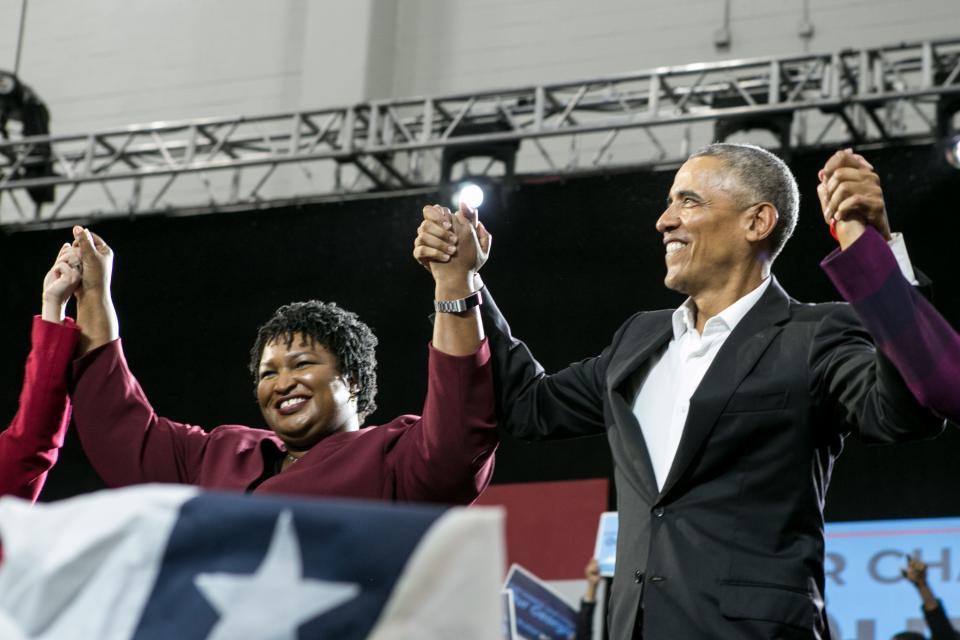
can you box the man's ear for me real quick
[745,202,778,244]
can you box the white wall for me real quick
[2,0,957,135]
[0,0,396,220]
[0,0,387,134]
[390,0,960,97]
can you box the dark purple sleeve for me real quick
[821,226,960,422]
[0,317,79,501]
[389,339,498,504]
[71,339,212,487]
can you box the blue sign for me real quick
[593,511,618,577]
[579,512,960,639]
[504,564,578,640]
[824,517,960,640]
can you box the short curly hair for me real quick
[249,300,378,422]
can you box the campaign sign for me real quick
[592,511,618,577]
[824,517,960,640]
[504,564,578,640]
[502,589,519,640]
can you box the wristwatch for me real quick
[434,290,483,314]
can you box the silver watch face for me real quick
[438,299,464,313]
[435,292,481,314]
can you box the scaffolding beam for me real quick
[2,37,960,227]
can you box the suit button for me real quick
[650,575,665,583]
[653,506,665,518]
[634,570,644,584]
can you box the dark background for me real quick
[2,142,958,521]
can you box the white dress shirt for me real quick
[631,233,917,491]
[632,278,772,490]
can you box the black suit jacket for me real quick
[481,278,944,640]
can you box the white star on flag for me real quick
[194,509,360,640]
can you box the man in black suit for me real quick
[413,144,944,639]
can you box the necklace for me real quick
[285,453,300,465]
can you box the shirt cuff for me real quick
[887,232,919,286]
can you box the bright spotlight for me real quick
[452,182,485,210]
[946,135,960,169]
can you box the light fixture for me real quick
[451,182,485,210]
[0,69,55,210]
[438,119,519,212]
[944,134,960,170]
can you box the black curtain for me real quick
[2,142,958,520]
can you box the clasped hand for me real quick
[413,202,491,286]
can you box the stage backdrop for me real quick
[1,142,958,522]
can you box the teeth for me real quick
[279,397,306,410]
[666,241,686,255]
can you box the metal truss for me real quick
[2,37,960,227]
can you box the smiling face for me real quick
[655,155,758,297]
[256,333,359,453]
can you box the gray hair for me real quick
[690,143,799,261]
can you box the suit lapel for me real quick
[606,311,673,503]
[657,278,793,500]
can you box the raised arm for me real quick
[414,203,609,441]
[70,228,211,487]
[420,203,487,355]
[0,245,82,500]
[72,226,118,357]
[388,204,497,503]
[902,557,959,640]
[817,151,959,424]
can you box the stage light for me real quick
[946,135,960,170]
[439,120,519,213]
[0,70,55,210]
[452,182,485,210]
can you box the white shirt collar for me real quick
[671,277,773,340]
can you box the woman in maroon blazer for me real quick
[2,244,82,500]
[68,208,497,504]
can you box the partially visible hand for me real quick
[40,243,83,323]
[585,558,601,587]
[817,149,890,250]
[71,226,119,356]
[458,202,491,272]
[901,556,928,588]
[583,558,602,603]
[72,225,114,300]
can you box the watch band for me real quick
[434,290,483,314]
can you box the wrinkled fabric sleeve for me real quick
[390,339,498,504]
[479,287,619,441]
[71,339,211,486]
[821,226,960,422]
[0,317,80,501]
